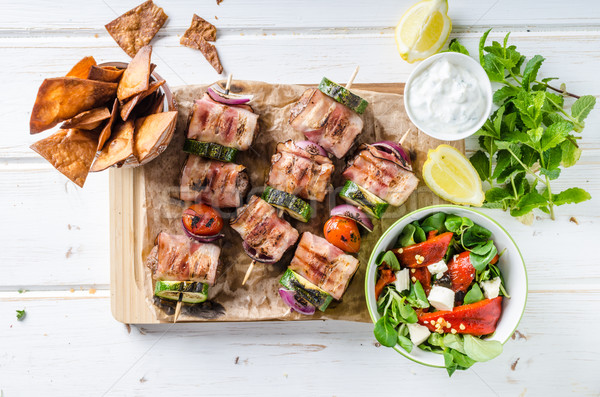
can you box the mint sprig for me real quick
[449,30,593,220]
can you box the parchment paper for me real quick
[141,80,445,323]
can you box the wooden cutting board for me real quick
[109,83,464,324]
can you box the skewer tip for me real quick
[225,73,233,94]
[242,260,256,286]
[173,300,183,323]
[345,66,360,91]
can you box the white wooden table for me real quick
[1,1,599,395]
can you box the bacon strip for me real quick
[289,232,360,300]
[187,94,259,150]
[148,232,221,285]
[289,89,363,158]
[267,140,334,202]
[180,155,250,208]
[342,145,419,206]
[230,196,299,262]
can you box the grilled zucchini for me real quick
[154,281,209,304]
[279,269,333,312]
[183,139,238,163]
[339,180,388,219]
[262,186,312,222]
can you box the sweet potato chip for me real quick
[134,110,177,162]
[105,0,168,58]
[60,107,111,130]
[181,14,217,43]
[91,120,135,172]
[66,56,97,79]
[120,79,165,121]
[117,45,152,101]
[30,129,98,187]
[98,99,119,151]
[181,36,223,74]
[87,65,124,83]
[148,92,165,114]
[30,78,118,134]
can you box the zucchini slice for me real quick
[262,186,312,222]
[339,180,389,219]
[154,281,209,304]
[183,139,238,163]
[318,77,369,114]
[279,269,333,312]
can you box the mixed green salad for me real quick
[373,212,509,376]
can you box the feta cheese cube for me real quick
[427,259,448,277]
[427,285,455,311]
[407,323,431,346]
[480,277,501,299]
[393,269,410,292]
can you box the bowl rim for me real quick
[403,52,493,142]
[364,204,528,368]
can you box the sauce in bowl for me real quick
[404,53,492,141]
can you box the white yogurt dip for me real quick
[406,56,488,137]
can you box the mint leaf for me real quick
[510,191,548,217]
[485,187,512,203]
[560,140,581,168]
[492,150,512,179]
[479,28,492,64]
[543,145,562,170]
[482,53,506,82]
[553,188,591,206]
[493,86,519,105]
[446,38,469,55]
[540,121,573,151]
[470,150,490,181]
[571,95,596,122]
[521,55,545,89]
[16,309,26,321]
[541,167,561,180]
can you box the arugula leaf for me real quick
[16,309,26,321]
[571,95,596,122]
[464,283,484,304]
[553,188,591,206]
[463,335,503,362]
[521,55,544,88]
[445,38,469,55]
[378,250,400,271]
[374,317,398,347]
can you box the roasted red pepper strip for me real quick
[490,254,499,265]
[427,230,438,239]
[418,297,503,336]
[447,251,475,293]
[375,266,396,300]
[392,232,453,268]
[411,267,432,295]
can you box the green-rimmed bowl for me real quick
[365,205,528,368]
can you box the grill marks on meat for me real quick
[343,146,419,206]
[187,94,259,150]
[149,232,221,285]
[230,196,299,262]
[289,89,363,159]
[289,232,360,300]
[267,140,334,202]
[180,155,249,208]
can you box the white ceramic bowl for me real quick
[404,52,493,141]
[365,205,527,368]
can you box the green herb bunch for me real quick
[448,30,595,221]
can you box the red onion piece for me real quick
[295,141,328,157]
[243,240,277,264]
[207,84,253,105]
[181,219,224,242]
[278,288,316,315]
[330,204,374,232]
[370,141,412,171]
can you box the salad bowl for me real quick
[365,205,527,368]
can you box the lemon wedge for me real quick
[395,0,452,63]
[422,145,485,206]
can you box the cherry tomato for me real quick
[182,204,223,236]
[323,216,361,253]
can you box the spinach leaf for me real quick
[450,349,476,368]
[395,222,425,247]
[420,212,446,233]
[378,250,400,271]
[406,280,430,309]
[443,334,465,354]
[463,335,503,362]
[399,300,418,324]
[397,325,414,353]
[428,333,443,347]
[443,350,458,377]
[461,225,492,248]
[469,240,495,256]
[374,317,397,347]
[464,283,484,304]
[470,244,498,271]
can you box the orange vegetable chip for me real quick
[91,120,136,172]
[105,0,168,58]
[60,107,111,130]
[30,78,117,134]
[120,79,165,121]
[117,45,152,101]
[87,65,124,83]
[134,110,177,162]
[98,99,120,151]
[30,129,98,187]
[66,56,97,79]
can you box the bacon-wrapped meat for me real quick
[147,232,221,286]
[266,140,334,202]
[289,89,363,159]
[187,94,259,151]
[289,232,360,300]
[180,155,250,208]
[342,144,419,207]
[230,195,299,263]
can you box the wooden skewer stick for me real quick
[225,73,233,94]
[242,260,256,286]
[399,129,412,145]
[345,66,360,91]
[173,293,183,323]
